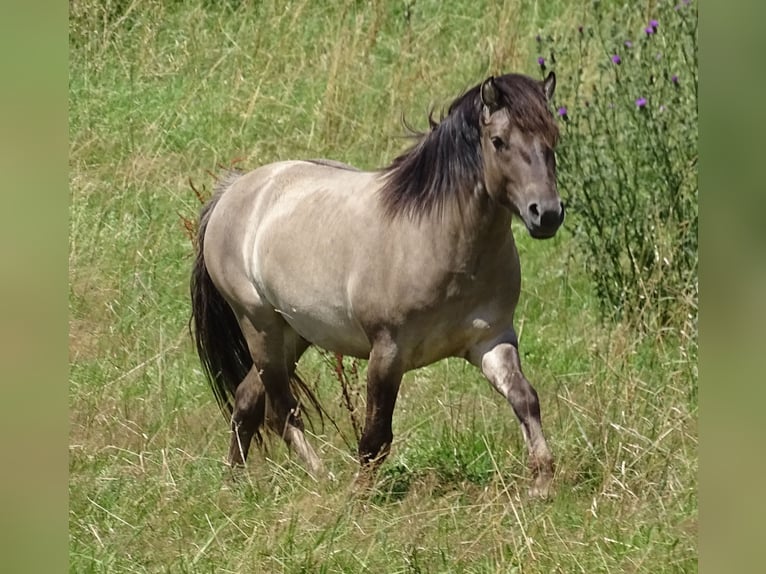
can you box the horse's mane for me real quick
[379,73,558,220]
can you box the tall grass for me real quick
[69,1,697,572]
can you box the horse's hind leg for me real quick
[238,314,322,475]
[473,337,554,498]
[228,366,266,466]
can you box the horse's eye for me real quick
[491,137,506,151]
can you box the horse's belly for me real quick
[279,305,372,358]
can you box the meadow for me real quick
[69,0,697,572]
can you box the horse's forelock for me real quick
[493,74,559,146]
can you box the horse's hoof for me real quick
[527,473,553,499]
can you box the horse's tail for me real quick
[190,171,249,418]
[190,171,327,429]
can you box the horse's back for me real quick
[204,160,382,355]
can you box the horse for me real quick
[190,71,564,497]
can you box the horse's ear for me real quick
[480,76,501,117]
[543,71,556,102]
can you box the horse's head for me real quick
[479,72,564,239]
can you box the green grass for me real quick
[69,1,697,572]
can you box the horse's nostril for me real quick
[540,209,561,228]
[529,203,540,218]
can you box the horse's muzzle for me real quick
[527,201,565,239]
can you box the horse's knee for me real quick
[508,377,541,420]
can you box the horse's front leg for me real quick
[355,330,403,487]
[473,337,554,497]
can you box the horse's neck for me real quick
[457,184,513,244]
[421,185,515,268]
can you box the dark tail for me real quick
[190,171,250,418]
[189,171,326,429]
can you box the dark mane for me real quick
[379,73,559,220]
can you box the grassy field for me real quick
[69,1,697,572]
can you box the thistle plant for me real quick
[537,0,698,346]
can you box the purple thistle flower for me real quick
[624,40,633,48]
[557,106,568,118]
[671,74,679,84]
[611,54,622,65]
[650,19,659,30]
[635,97,647,108]
[645,26,654,36]
[537,56,546,68]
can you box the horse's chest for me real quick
[403,296,514,369]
